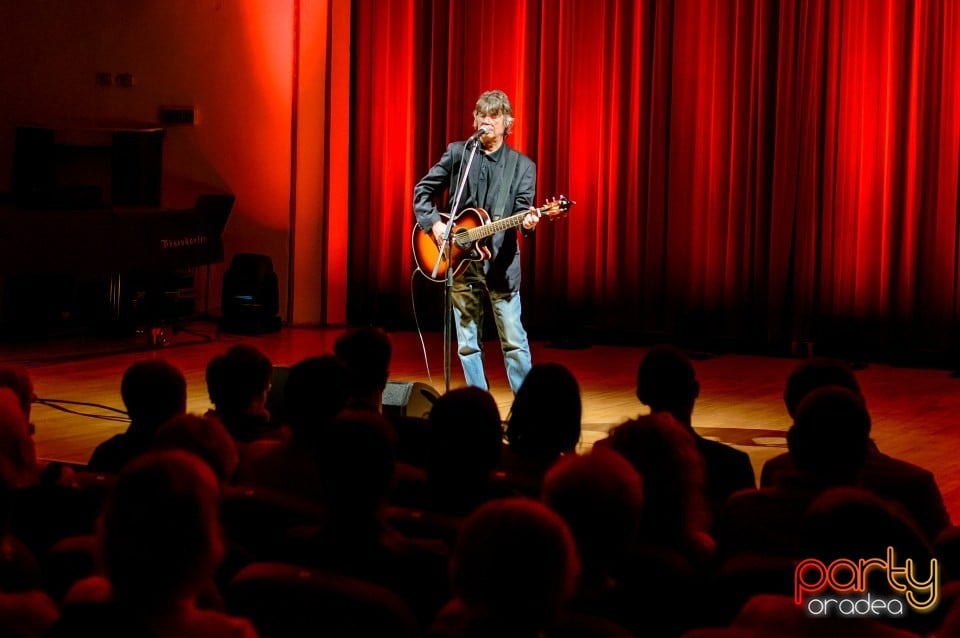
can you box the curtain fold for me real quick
[345,0,960,357]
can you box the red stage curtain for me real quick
[344,0,960,356]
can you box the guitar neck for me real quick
[466,205,544,242]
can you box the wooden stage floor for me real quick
[7,322,960,523]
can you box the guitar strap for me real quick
[492,147,519,221]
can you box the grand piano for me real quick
[0,193,234,335]
[1,124,234,334]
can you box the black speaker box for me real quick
[220,253,281,335]
[381,381,439,419]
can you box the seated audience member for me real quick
[501,363,582,497]
[543,448,708,637]
[235,354,350,499]
[334,326,433,501]
[334,326,392,412]
[0,365,36,423]
[0,389,60,638]
[421,386,503,516]
[761,357,950,540]
[634,345,755,513]
[0,366,58,482]
[334,326,441,470]
[206,344,275,444]
[5,387,103,563]
[1,365,80,489]
[759,357,863,487]
[598,412,715,568]
[0,388,38,490]
[49,450,256,638]
[714,386,872,560]
[432,497,629,638]
[88,359,187,473]
[541,449,640,628]
[151,414,240,484]
[282,409,448,625]
[542,448,643,595]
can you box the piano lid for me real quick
[0,194,235,274]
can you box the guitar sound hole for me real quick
[453,233,471,248]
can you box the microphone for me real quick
[468,125,492,143]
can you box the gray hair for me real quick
[473,89,515,135]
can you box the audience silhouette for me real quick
[205,345,275,444]
[422,386,503,516]
[599,412,716,568]
[282,409,448,625]
[0,387,59,638]
[761,357,950,540]
[334,326,393,412]
[235,354,350,499]
[501,363,582,497]
[634,346,755,512]
[49,450,256,637]
[8,337,957,637]
[715,386,872,560]
[0,365,36,422]
[0,387,38,490]
[87,359,186,473]
[151,413,240,484]
[432,497,631,637]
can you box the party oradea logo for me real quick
[794,547,939,618]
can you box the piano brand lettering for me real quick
[794,547,939,617]
[160,234,209,250]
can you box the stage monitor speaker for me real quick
[381,381,439,419]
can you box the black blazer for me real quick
[413,141,536,291]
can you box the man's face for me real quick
[475,110,507,142]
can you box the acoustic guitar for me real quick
[412,195,574,282]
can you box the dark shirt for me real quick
[87,431,151,474]
[691,433,756,514]
[475,142,503,206]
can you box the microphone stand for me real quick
[433,136,483,392]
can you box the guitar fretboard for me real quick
[465,204,548,242]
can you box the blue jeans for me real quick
[451,268,532,393]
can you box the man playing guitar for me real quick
[412,90,540,394]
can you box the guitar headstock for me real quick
[539,195,575,219]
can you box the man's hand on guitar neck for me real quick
[521,207,541,231]
[431,206,539,246]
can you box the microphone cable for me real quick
[34,397,130,423]
[409,268,436,389]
